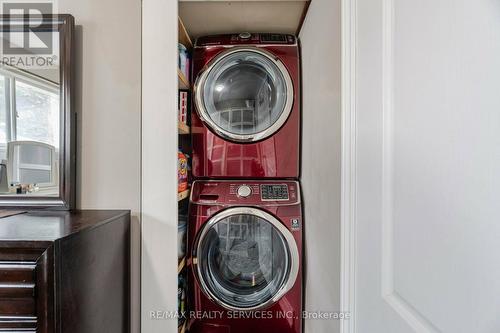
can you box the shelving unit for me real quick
[178,15,192,333]
[178,257,186,274]
[178,16,193,48]
[178,189,190,201]
[178,69,190,90]
[178,122,190,135]
[179,0,311,38]
[177,13,191,200]
[179,321,187,333]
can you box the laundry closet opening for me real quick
[171,1,341,333]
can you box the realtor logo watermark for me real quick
[0,1,58,68]
[149,310,352,321]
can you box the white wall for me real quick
[56,1,141,332]
[141,0,178,332]
[58,0,141,214]
[299,0,342,332]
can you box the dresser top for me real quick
[0,210,130,241]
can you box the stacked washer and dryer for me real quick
[187,33,303,333]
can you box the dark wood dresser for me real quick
[0,210,130,333]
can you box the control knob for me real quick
[237,185,252,198]
[239,32,251,39]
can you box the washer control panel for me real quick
[237,185,252,198]
[213,182,299,204]
[261,184,289,201]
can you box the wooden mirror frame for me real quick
[0,14,75,209]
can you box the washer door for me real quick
[194,207,299,311]
[194,48,294,142]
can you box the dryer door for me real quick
[194,48,294,142]
[194,207,299,311]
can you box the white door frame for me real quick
[340,0,357,332]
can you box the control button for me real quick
[237,185,252,198]
[239,32,251,39]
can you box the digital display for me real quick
[260,34,288,43]
[261,184,289,200]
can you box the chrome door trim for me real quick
[193,207,300,311]
[194,47,294,143]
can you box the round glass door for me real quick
[194,48,294,142]
[194,207,299,311]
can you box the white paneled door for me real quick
[342,0,500,332]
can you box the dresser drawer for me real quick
[0,316,37,331]
[0,262,36,284]
[0,246,47,333]
[0,262,38,329]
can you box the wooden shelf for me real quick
[178,189,189,201]
[178,17,191,329]
[178,257,186,274]
[178,122,190,135]
[178,321,187,333]
[179,1,311,38]
[178,68,190,90]
[178,16,193,49]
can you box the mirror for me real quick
[0,15,75,209]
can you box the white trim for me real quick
[340,0,357,332]
[380,0,395,300]
[141,0,178,332]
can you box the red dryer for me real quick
[191,33,300,179]
[187,180,303,333]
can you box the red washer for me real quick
[187,180,303,333]
[191,33,300,179]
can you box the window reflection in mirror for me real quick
[0,31,60,197]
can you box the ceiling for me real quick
[179,0,310,39]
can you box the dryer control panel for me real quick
[191,181,300,205]
[196,33,297,46]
